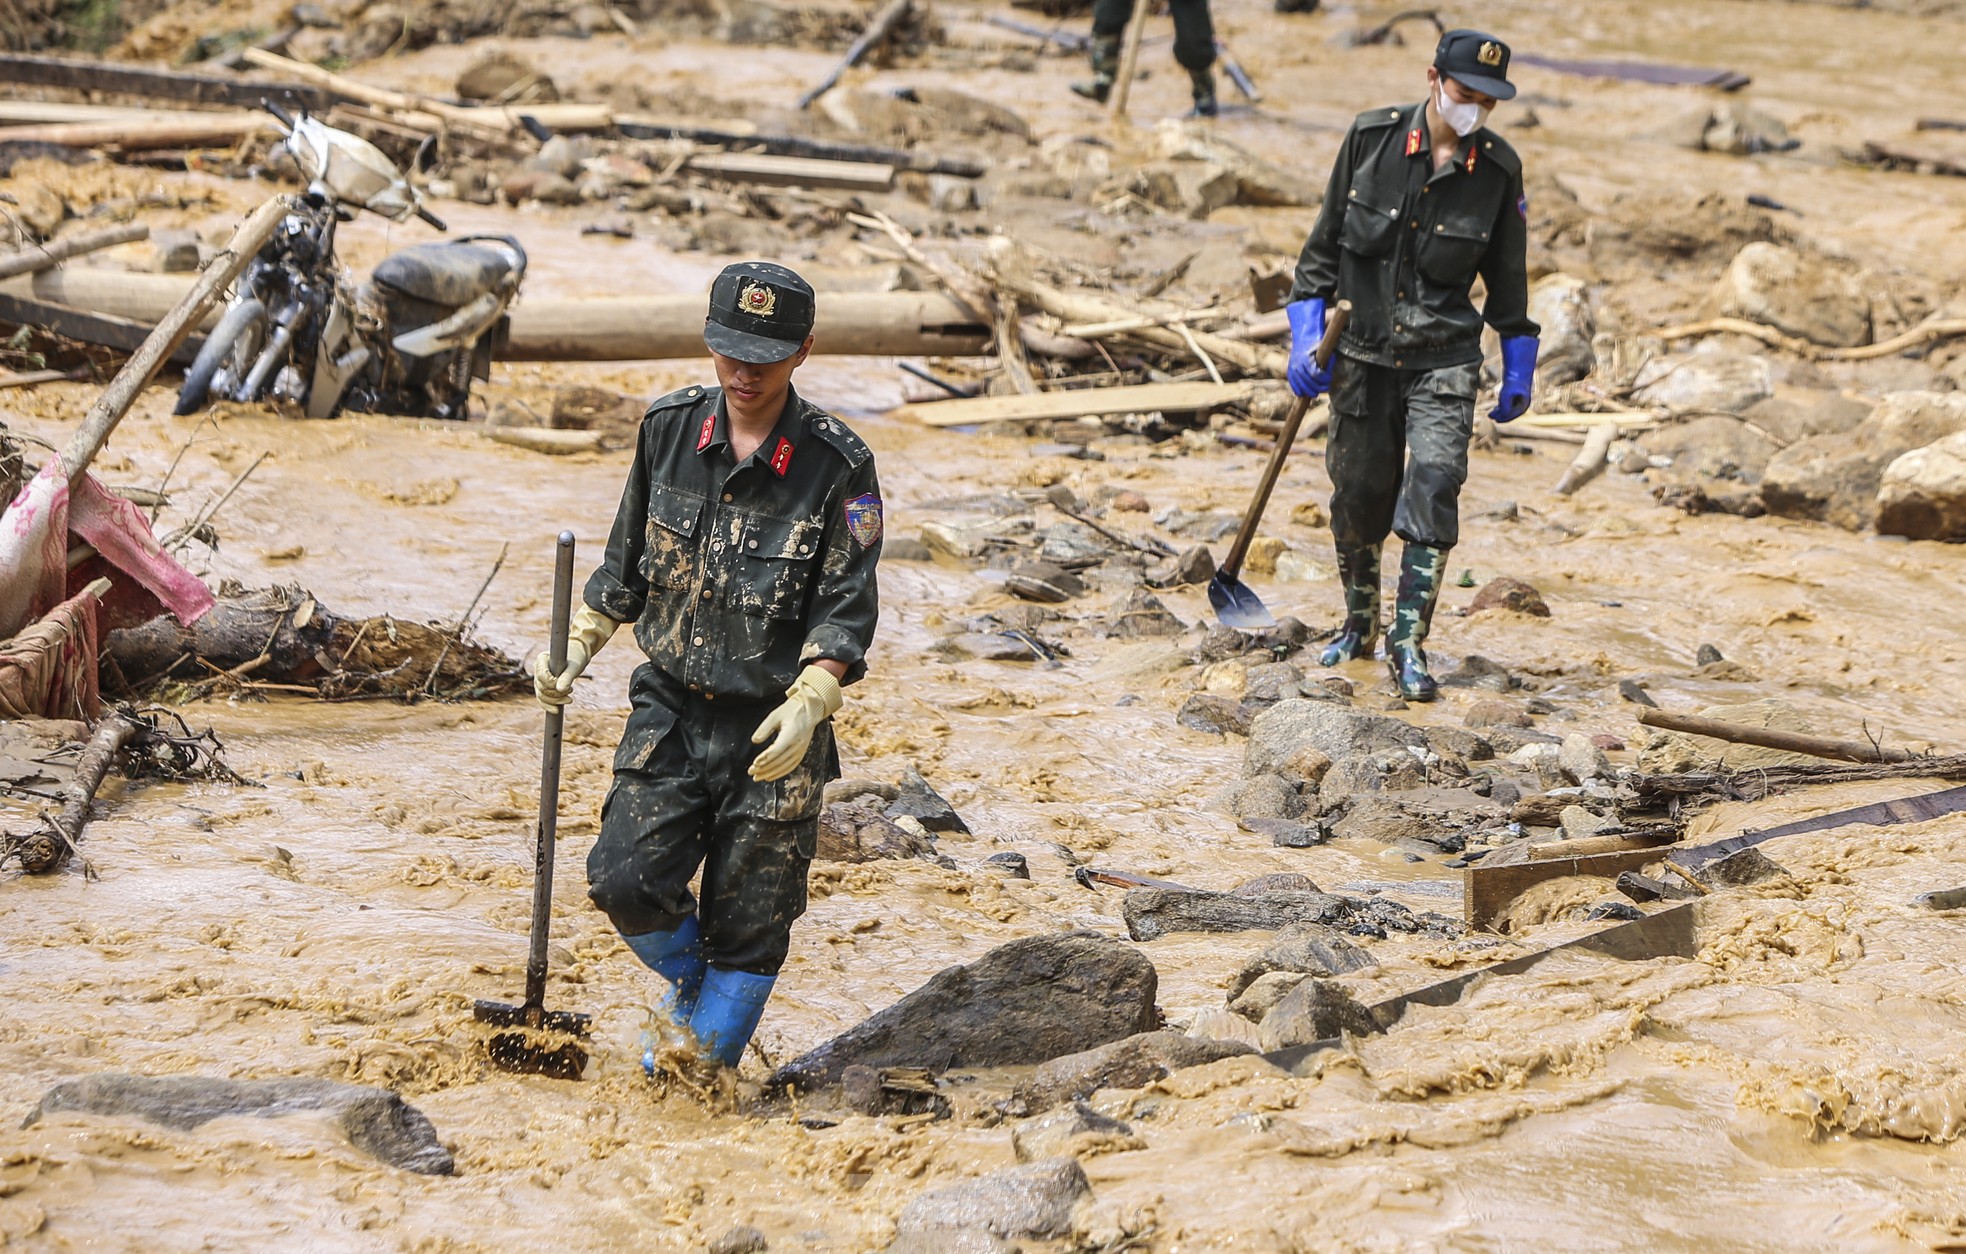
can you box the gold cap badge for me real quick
[1478,40,1503,67]
[739,281,777,317]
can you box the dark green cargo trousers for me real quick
[1326,355,1481,551]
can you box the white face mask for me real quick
[1435,80,1491,137]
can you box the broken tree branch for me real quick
[0,223,149,281]
[422,542,509,696]
[798,0,914,110]
[1553,422,1617,495]
[58,195,294,489]
[1637,707,1917,764]
[14,707,142,874]
[1658,315,1966,362]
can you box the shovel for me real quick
[473,530,592,1080]
[1207,300,1351,629]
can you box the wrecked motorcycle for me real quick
[175,107,526,421]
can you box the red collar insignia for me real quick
[769,437,794,477]
[1405,126,1424,157]
[696,413,716,452]
[1465,146,1478,173]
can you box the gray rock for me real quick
[1247,818,1329,847]
[771,933,1159,1092]
[1122,888,1350,941]
[1233,872,1320,896]
[931,632,1041,662]
[1696,848,1789,889]
[1763,391,1966,530]
[1105,589,1185,638]
[884,537,935,562]
[1316,750,1427,813]
[1226,922,1377,1002]
[986,852,1031,879]
[1331,796,1431,845]
[1525,274,1596,387]
[24,1075,452,1174]
[1695,643,1725,666]
[1631,350,1773,414]
[1424,725,1495,762]
[1585,901,1644,923]
[1559,733,1613,785]
[1231,773,1304,822]
[887,767,970,834]
[1227,970,1309,1022]
[1878,431,1966,542]
[1913,886,1966,911]
[1012,1100,1144,1162]
[818,797,936,863]
[1161,544,1217,587]
[1244,701,1425,778]
[707,1226,769,1254]
[1013,1030,1255,1111]
[883,1231,1017,1254]
[1243,661,1306,704]
[1469,577,1551,617]
[898,1158,1090,1239]
[1711,242,1869,348]
[1177,693,1254,736]
[1559,805,1619,840]
[1257,979,1378,1050]
[1039,521,1115,567]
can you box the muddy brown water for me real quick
[6,0,1966,1249]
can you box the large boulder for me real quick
[1244,701,1424,778]
[897,1159,1090,1240]
[1877,431,1966,541]
[1013,1030,1256,1111]
[1710,243,1869,348]
[1763,391,1966,529]
[1631,349,1772,414]
[1526,274,1596,387]
[771,933,1159,1092]
[1226,922,1377,1001]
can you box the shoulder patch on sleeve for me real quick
[804,409,873,469]
[643,384,711,421]
[844,492,883,548]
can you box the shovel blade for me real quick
[474,998,592,1080]
[1207,572,1275,629]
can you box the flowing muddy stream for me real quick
[7,0,1966,1249]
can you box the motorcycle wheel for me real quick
[174,298,267,416]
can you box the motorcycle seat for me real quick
[372,242,514,307]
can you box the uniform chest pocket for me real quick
[1340,189,1401,259]
[639,488,702,591]
[736,515,823,620]
[1416,215,1491,286]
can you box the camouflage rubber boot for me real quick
[1318,543,1382,667]
[1071,35,1121,104]
[1186,66,1219,118]
[1387,542,1449,702]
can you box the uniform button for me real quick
[1422,187,1430,195]
[1398,291,1407,299]
[797,544,809,554]
[748,540,759,550]
[1395,359,1404,367]
[700,589,712,599]
[689,683,700,691]
[1411,221,1419,230]
[693,636,704,646]
[722,493,733,502]
[704,693,715,701]
[1348,189,1357,198]
[1436,224,1445,232]
[713,541,724,552]
[1389,207,1399,219]
[1395,325,1404,334]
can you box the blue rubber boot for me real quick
[622,918,705,1076]
[687,967,777,1069]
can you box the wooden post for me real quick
[57,195,295,488]
[1108,0,1150,120]
[1636,708,1916,764]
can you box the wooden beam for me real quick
[684,151,895,191]
[1637,708,1916,764]
[0,223,149,282]
[617,118,985,178]
[893,380,1256,427]
[0,115,274,150]
[0,292,204,364]
[1465,847,1679,932]
[0,52,336,112]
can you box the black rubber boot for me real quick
[1071,35,1121,104]
[1318,543,1381,667]
[1386,542,1449,702]
[1186,66,1219,118]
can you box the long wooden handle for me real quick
[1637,708,1914,765]
[1108,0,1150,119]
[1220,302,1350,579]
[524,530,577,1011]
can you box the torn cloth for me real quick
[0,459,215,641]
[0,584,101,720]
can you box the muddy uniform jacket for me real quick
[1289,101,1539,371]
[584,383,882,705]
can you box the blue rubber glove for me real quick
[1285,298,1332,399]
[1490,335,1539,422]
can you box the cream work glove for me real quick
[533,605,621,709]
[749,665,843,782]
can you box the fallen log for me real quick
[618,119,984,178]
[0,291,205,365]
[1553,421,1617,495]
[505,291,990,361]
[482,426,608,455]
[685,151,894,191]
[797,0,914,110]
[0,223,149,282]
[242,49,610,137]
[1512,53,1749,91]
[1658,314,1966,362]
[892,380,1258,427]
[0,52,337,112]
[1636,708,1916,765]
[12,707,141,873]
[60,194,294,487]
[0,115,275,150]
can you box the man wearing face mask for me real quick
[1283,29,1539,702]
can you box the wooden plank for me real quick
[0,223,150,282]
[1465,847,1672,932]
[0,102,212,125]
[893,380,1254,427]
[616,118,985,179]
[0,52,336,112]
[0,292,205,365]
[0,115,274,150]
[1637,707,1916,764]
[684,151,895,191]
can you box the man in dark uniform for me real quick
[1284,29,1540,702]
[532,261,881,1072]
[1071,0,1219,118]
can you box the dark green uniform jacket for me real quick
[584,383,882,706]
[1290,101,1539,372]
